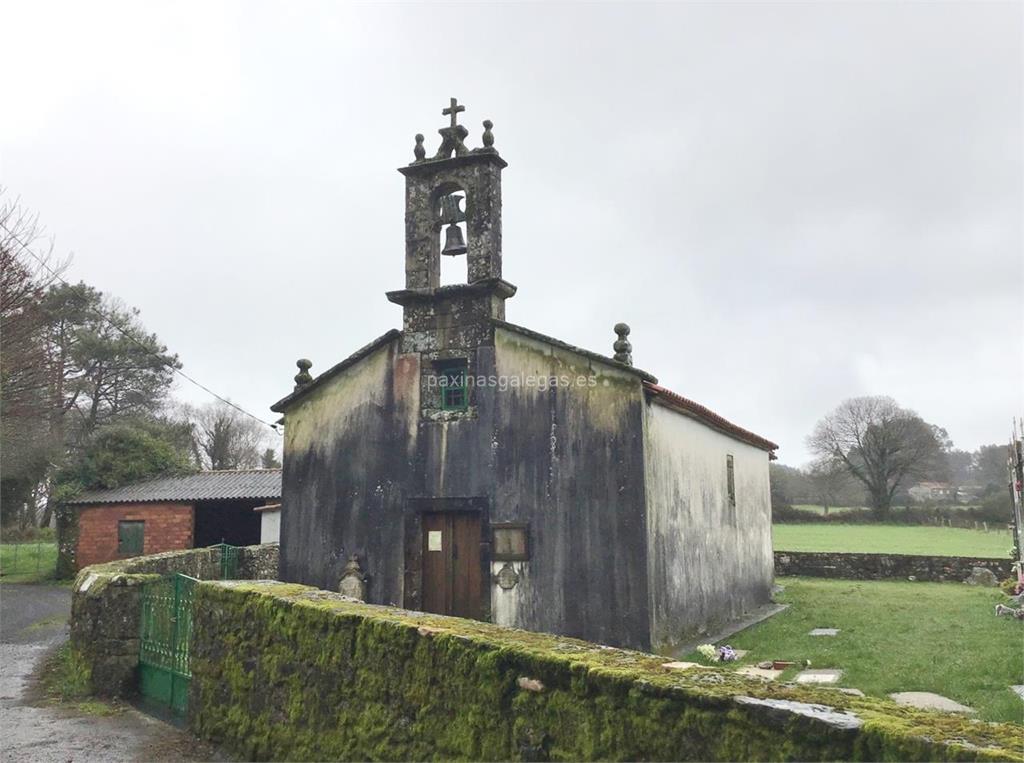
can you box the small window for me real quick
[492,523,529,561]
[437,359,469,411]
[118,520,145,556]
[726,455,736,507]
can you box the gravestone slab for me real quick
[808,628,840,636]
[795,669,843,684]
[737,666,783,681]
[1010,685,1024,701]
[662,661,702,671]
[889,692,974,713]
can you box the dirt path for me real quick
[0,583,220,762]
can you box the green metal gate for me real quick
[218,542,239,580]
[138,545,241,715]
[139,573,196,715]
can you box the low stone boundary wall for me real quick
[188,581,1020,762]
[773,551,1008,582]
[70,543,278,695]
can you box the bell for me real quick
[441,223,467,256]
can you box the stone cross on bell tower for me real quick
[387,99,517,357]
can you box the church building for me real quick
[271,100,777,652]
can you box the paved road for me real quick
[0,583,219,762]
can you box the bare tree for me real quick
[807,396,944,520]
[806,458,851,515]
[185,401,270,471]
[0,194,68,527]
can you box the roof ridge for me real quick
[643,382,778,454]
[493,319,658,383]
[271,329,402,412]
[64,469,283,505]
[201,468,282,474]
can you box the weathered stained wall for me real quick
[489,327,651,649]
[280,323,779,653]
[278,337,419,599]
[643,402,774,651]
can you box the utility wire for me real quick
[1,221,282,434]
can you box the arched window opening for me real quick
[436,189,469,286]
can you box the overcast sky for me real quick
[2,1,1021,465]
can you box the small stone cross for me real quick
[442,97,465,128]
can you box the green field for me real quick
[683,578,1024,723]
[0,542,58,583]
[773,523,1011,558]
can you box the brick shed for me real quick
[62,469,281,571]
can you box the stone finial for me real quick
[613,323,632,365]
[338,553,367,601]
[482,120,494,148]
[413,134,425,162]
[294,358,313,389]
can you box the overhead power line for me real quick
[1,221,282,434]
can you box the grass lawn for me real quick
[683,578,1024,723]
[0,542,58,583]
[773,523,1011,558]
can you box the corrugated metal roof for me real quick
[65,469,282,505]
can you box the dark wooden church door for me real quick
[421,511,482,619]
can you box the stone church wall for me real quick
[278,336,419,599]
[187,580,1020,762]
[489,327,651,649]
[643,402,774,651]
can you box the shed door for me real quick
[421,512,482,619]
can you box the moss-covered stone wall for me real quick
[70,543,279,696]
[189,581,1022,762]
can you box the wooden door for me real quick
[421,512,482,619]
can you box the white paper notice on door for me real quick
[427,530,443,551]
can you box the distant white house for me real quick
[908,482,956,503]
[255,503,281,544]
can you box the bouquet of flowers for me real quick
[696,643,717,662]
[717,645,738,662]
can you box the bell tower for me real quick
[387,98,516,360]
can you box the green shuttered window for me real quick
[437,360,469,411]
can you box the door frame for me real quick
[403,496,491,621]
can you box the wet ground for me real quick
[0,582,219,762]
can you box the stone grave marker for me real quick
[889,692,974,714]
[795,669,843,684]
[736,666,783,681]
